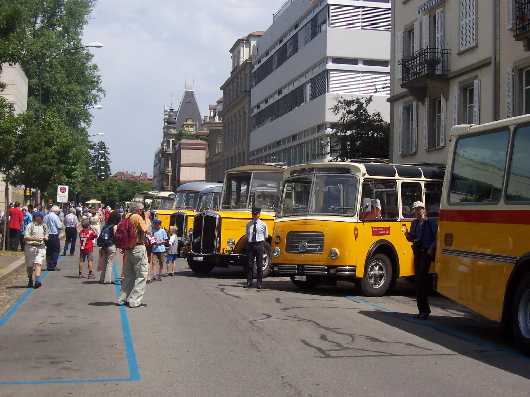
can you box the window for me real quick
[363,59,389,67]
[459,0,476,51]
[403,27,415,58]
[462,84,475,124]
[361,180,399,221]
[401,182,422,219]
[449,130,510,204]
[507,125,530,203]
[425,182,442,217]
[222,173,251,209]
[250,172,283,210]
[310,71,327,100]
[428,97,442,150]
[401,101,416,155]
[523,68,530,115]
[281,176,312,216]
[332,57,358,65]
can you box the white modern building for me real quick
[249,0,391,165]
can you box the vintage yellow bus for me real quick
[187,165,285,275]
[435,115,530,354]
[272,162,444,296]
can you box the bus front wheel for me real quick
[512,272,530,355]
[187,257,215,276]
[360,253,393,297]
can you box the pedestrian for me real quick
[24,211,48,289]
[63,208,79,256]
[405,201,438,320]
[8,202,24,251]
[43,205,63,271]
[166,226,179,276]
[245,207,268,289]
[20,207,32,251]
[90,208,101,236]
[97,210,120,284]
[115,202,149,308]
[150,219,168,281]
[79,218,97,279]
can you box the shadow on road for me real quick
[174,268,246,280]
[359,310,530,379]
[5,285,29,289]
[88,302,117,307]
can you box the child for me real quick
[166,226,179,276]
[79,219,97,279]
[151,219,168,281]
[24,212,48,289]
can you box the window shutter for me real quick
[436,8,445,49]
[440,93,447,147]
[396,31,403,80]
[412,101,418,153]
[469,0,477,47]
[459,0,476,51]
[423,99,429,151]
[452,87,459,127]
[422,14,430,49]
[473,79,481,124]
[414,20,421,54]
[398,102,404,155]
[507,0,514,30]
[506,66,514,118]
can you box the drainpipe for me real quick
[493,0,500,120]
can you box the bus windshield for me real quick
[175,191,200,210]
[222,172,282,210]
[281,174,359,217]
[158,198,176,210]
[197,192,220,211]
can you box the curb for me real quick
[0,256,25,280]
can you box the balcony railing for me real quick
[401,47,449,88]
[515,0,530,42]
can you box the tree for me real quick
[90,140,111,180]
[330,96,389,161]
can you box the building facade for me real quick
[205,99,224,182]
[0,64,28,210]
[390,0,530,165]
[153,89,204,191]
[249,0,391,165]
[221,32,263,172]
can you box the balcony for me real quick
[400,47,449,93]
[515,0,530,49]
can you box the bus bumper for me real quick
[272,264,356,277]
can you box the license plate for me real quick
[294,275,306,282]
[194,256,204,262]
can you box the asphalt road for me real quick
[0,254,529,397]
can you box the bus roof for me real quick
[176,182,222,192]
[451,114,530,140]
[285,162,445,180]
[225,164,286,174]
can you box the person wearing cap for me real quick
[117,202,149,308]
[150,218,168,281]
[44,205,64,271]
[245,207,268,289]
[24,212,48,288]
[405,201,438,320]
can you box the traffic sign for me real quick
[57,185,69,203]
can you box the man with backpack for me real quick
[97,210,121,284]
[115,202,149,308]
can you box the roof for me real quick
[175,90,202,131]
[176,182,222,192]
[225,164,286,173]
[451,114,530,139]
[286,162,445,180]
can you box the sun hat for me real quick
[412,201,425,209]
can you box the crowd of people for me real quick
[2,200,180,309]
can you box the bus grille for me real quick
[171,213,186,237]
[191,212,219,254]
[286,232,324,253]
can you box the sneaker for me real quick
[27,279,33,288]
[34,281,42,289]
[128,303,147,308]
[87,272,95,279]
[79,272,84,279]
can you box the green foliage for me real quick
[0,97,22,181]
[76,178,152,208]
[330,96,389,161]
[90,140,111,180]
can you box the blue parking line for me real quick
[0,262,141,384]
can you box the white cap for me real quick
[51,205,61,213]
[412,201,425,209]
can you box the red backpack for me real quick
[114,215,138,249]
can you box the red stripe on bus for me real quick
[439,209,530,224]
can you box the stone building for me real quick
[220,32,263,171]
[389,0,530,165]
[204,99,224,182]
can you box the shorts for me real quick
[25,245,46,268]
[166,254,178,263]
[152,251,165,265]
[80,251,94,262]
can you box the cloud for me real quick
[84,0,285,174]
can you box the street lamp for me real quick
[85,41,104,49]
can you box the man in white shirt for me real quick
[63,208,79,256]
[245,207,268,289]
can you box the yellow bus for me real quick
[187,165,285,275]
[435,115,530,354]
[272,162,444,296]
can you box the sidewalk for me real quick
[0,251,25,279]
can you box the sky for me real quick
[84,0,286,175]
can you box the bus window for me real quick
[425,182,442,217]
[311,174,358,216]
[449,130,510,204]
[223,173,251,209]
[361,180,398,221]
[401,182,422,218]
[281,177,312,216]
[506,125,530,203]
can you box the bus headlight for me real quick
[273,247,281,257]
[329,248,340,260]
[227,239,236,249]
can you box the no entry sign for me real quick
[57,185,69,203]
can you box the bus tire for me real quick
[512,272,530,355]
[187,257,215,276]
[361,253,393,297]
[290,275,320,290]
[262,242,273,278]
